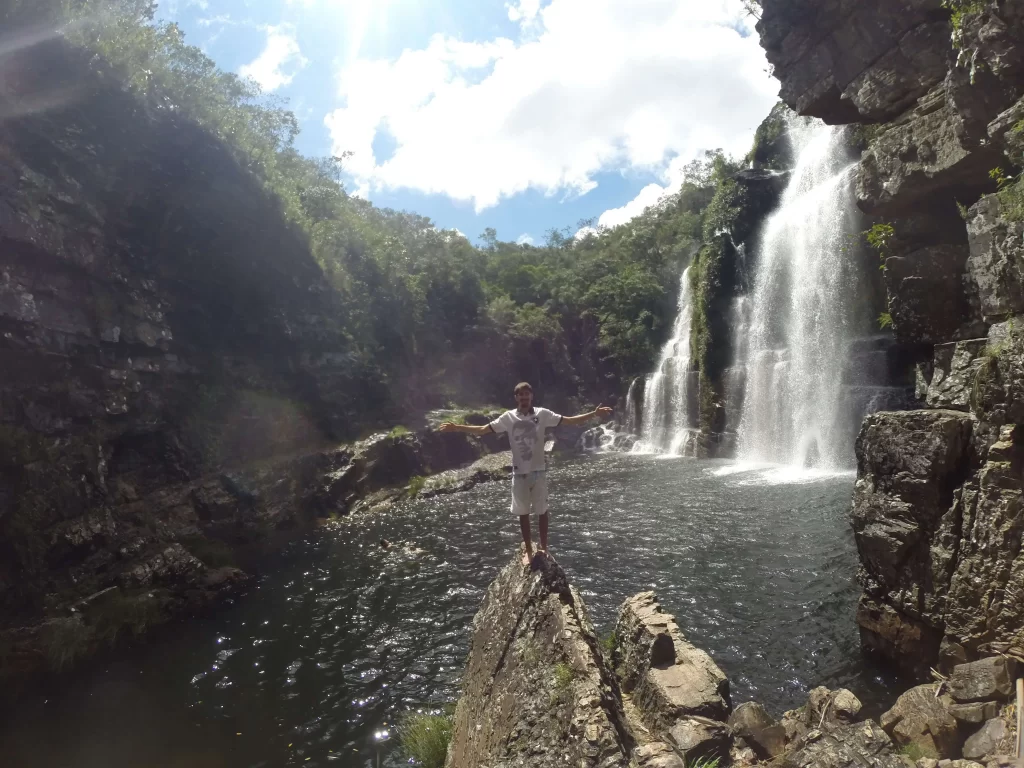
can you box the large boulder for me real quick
[614,591,730,729]
[879,683,961,758]
[728,702,786,760]
[780,720,907,768]
[947,657,1021,703]
[445,552,632,768]
[961,717,1013,761]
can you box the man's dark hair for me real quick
[514,382,532,395]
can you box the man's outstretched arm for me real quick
[559,405,613,427]
[438,422,492,436]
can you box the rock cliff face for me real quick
[0,38,504,684]
[757,0,1024,674]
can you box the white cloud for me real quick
[239,24,308,93]
[516,233,535,245]
[187,0,210,9]
[507,0,542,24]
[325,0,777,214]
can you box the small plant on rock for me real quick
[406,475,427,497]
[398,710,453,768]
[878,312,893,331]
[863,222,895,271]
[898,742,938,761]
[686,757,721,768]
[388,425,411,439]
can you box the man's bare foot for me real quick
[521,549,533,566]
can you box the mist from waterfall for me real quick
[632,266,697,455]
[735,118,862,470]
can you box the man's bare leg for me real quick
[519,514,533,565]
[538,512,549,553]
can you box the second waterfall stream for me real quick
[626,115,901,467]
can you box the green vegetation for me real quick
[406,475,428,498]
[898,742,938,761]
[942,0,987,82]
[863,222,896,271]
[0,1,750,425]
[686,758,722,768]
[599,630,617,656]
[991,164,1024,222]
[550,661,575,705]
[397,711,454,768]
[878,312,893,330]
[388,425,412,439]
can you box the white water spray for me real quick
[633,267,697,455]
[736,118,862,470]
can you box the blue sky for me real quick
[158,0,778,245]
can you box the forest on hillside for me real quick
[3,0,749,423]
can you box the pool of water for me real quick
[0,453,898,767]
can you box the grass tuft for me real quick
[398,710,453,768]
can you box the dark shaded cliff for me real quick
[757,0,1024,675]
[0,36,506,685]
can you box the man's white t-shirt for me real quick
[489,407,563,474]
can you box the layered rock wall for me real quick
[758,0,1024,673]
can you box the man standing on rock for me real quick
[439,382,612,565]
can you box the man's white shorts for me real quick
[511,470,548,517]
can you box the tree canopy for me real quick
[5,0,743,421]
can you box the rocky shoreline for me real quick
[0,419,512,693]
[445,552,1022,767]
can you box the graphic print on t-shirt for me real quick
[511,416,540,463]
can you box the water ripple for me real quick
[0,454,899,768]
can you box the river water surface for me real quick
[1,454,897,767]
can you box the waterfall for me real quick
[624,378,641,435]
[633,266,697,455]
[735,118,863,470]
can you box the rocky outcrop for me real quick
[445,552,633,768]
[449,562,918,768]
[757,0,951,125]
[758,0,1024,679]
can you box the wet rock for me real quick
[962,718,1011,761]
[614,591,730,727]
[948,657,1020,703]
[117,544,205,589]
[781,719,906,768]
[879,683,960,758]
[445,552,632,768]
[728,702,786,759]
[966,194,1024,322]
